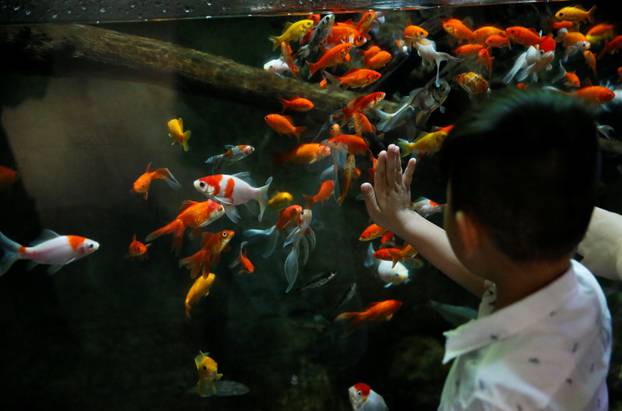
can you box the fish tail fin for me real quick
[152,168,182,190]
[179,250,206,279]
[284,243,300,293]
[397,138,413,157]
[335,311,359,323]
[256,177,273,222]
[294,126,306,140]
[364,243,376,268]
[374,108,392,132]
[145,219,185,254]
[307,60,318,77]
[303,194,315,208]
[183,130,191,152]
[587,5,596,23]
[205,154,223,165]
[244,225,278,257]
[279,97,289,112]
[185,302,192,320]
[0,231,23,276]
[321,71,341,91]
[269,36,281,50]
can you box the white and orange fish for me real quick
[349,383,389,411]
[412,197,444,218]
[0,230,99,275]
[205,145,255,165]
[194,172,272,223]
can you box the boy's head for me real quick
[440,90,598,275]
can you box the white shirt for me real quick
[438,260,611,411]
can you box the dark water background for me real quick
[1,2,622,410]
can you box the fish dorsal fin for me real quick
[30,229,61,246]
[367,301,384,309]
[194,351,205,368]
[462,17,474,29]
[180,200,198,212]
[145,162,152,172]
[232,171,252,182]
[224,144,235,149]
[201,232,216,246]
[284,22,293,30]
[132,234,137,242]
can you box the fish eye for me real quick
[88,244,94,249]
[222,232,228,238]
[357,391,362,395]
[203,366,207,370]
[199,181,206,188]
[559,12,564,16]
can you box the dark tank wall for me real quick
[1,2,622,411]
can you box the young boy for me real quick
[360,91,612,411]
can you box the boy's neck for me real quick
[488,257,572,312]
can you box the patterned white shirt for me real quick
[438,260,611,411]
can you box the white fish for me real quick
[263,58,290,75]
[205,144,255,166]
[0,230,99,275]
[365,244,410,288]
[283,209,315,293]
[412,197,444,218]
[349,383,389,411]
[414,38,461,87]
[503,45,555,84]
[297,14,335,58]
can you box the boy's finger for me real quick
[375,150,387,194]
[389,145,402,186]
[384,145,396,187]
[403,158,417,188]
[361,183,381,218]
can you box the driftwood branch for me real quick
[0,23,620,155]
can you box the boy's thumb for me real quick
[361,183,381,217]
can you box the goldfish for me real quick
[194,172,272,223]
[0,165,18,190]
[443,18,473,42]
[335,300,402,327]
[365,245,410,288]
[127,234,150,260]
[194,351,223,396]
[555,6,596,23]
[586,23,615,44]
[264,58,290,75]
[205,144,254,166]
[358,224,387,241]
[265,114,305,140]
[167,118,192,151]
[456,71,490,95]
[338,154,357,205]
[274,143,331,165]
[342,92,386,119]
[0,230,99,276]
[145,199,225,254]
[349,383,389,411]
[503,45,555,84]
[363,45,381,61]
[279,97,314,112]
[356,10,378,34]
[552,20,576,30]
[472,26,505,44]
[244,204,303,258]
[539,35,557,53]
[283,209,315,293]
[308,43,353,76]
[365,51,392,70]
[505,26,541,47]
[327,134,370,156]
[560,31,590,48]
[180,229,235,279]
[230,241,254,274]
[297,14,335,58]
[412,197,444,218]
[414,38,461,87]
[404,25,429,46]
[185,272,216,319]
[599,35,622,59]
[563,71,581,88]
[374,243,418,266]
[326,22,367,47]
[280,41,300,78]
[268,191,294,209]
[453,43,484,57]
[398,126,452,157]
[321,69,382,89]
[304,180,334,207]
[573,86,615,104]
[477,48,494,77]
[131,162,181,200]
[269,19,314,49]
[351,112,375,135]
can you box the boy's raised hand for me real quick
[360,144,417,235]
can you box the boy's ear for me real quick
[455,211,481,257]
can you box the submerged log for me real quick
[0,23,620,154]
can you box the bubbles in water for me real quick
[184,6,193,14]
[99,7,106,13]
[66,9,72,15]
[51,13,58,19]
[207,2,212,6]
[162,8,167,13]
[13,5,20,12]
[24,9,31,16]
[130,4,136,9]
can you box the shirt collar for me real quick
[442,261,580,364]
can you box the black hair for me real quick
[440,89,599,262]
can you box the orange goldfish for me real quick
[359,223,387,241]
[280,41,300,78]
[145,200,225,254]
[132,162,181,200]
[453,43,485,56]
[456,72,489,95]
[583,50,597,76]
[443,18,474,42]
[563,71,581,88]
[573,86,615,104]
[363,45,381,60]
[167,118,191,152]
[472,26,505,43]
[274,143,331,165]
[276,205,304,231]
[505,26,541,47]
[485,34,511,49]
[599,35,622,59]
[265,114,305,139]
[338,153,357,205]
[374,244,418,266]
[342,92,386,118]
[404,25,429,45]
[335,300,402,327]
[351,112,375,135]
[586,23,614,44]
[356,10,378,34]
[365,51,392,70]
[0,165,18,190]
[321,69,381,89]
[279,97,314,112]
[185,273,216,319]
[304,180,335,207]
[555,6,596,23]
[551,20,575,30]
[327,134,370,156]
[477,48,494,77]
[380,231,395,244]
[561,31,590,47]
[308,43,353,76]
[230,241,255,274]
[127,234,150,260]
[326,23,367,47]
[180,229,235,279]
